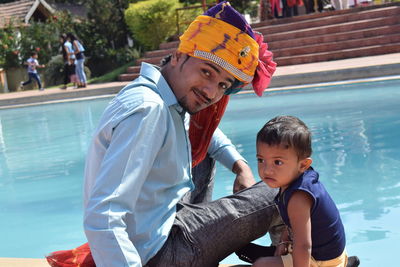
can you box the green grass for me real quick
[88,61,136,84]
[43,61,136,90]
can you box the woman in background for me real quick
[67,33,87,88]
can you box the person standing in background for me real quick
[63,34,78,89]
[67,32,87,88]
[59,34,69,90]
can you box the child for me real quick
[20,52,45,91]
[253,115,347,267]
[64,34,78,89]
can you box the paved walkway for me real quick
[1,53,399,109]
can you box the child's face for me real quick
[256,142,311,191]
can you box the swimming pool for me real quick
[0,78,399,266]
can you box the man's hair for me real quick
[257,115,312,159]
[160,54,172,66]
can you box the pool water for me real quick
[0,79,399,266]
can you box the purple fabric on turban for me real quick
[204,1,255,39]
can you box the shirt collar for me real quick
[139,62,183,113]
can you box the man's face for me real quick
[167,53,235,114]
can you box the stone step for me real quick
[137,56,164,66]
[268,24,400,50]
[119,73,139,81]
[159,40,179,50]
[126,65,141,74]
[263,15,400,42]
[276,43,400,65]
[144,47,176,58]
[257,5,400,35]
[273,33,400,58]
[251,1,400,28]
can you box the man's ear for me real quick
[170,50,183,66]
[299,157,312,172]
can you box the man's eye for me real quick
[202,69,211,77]
[219,82,228,90]
[274,160,283,166]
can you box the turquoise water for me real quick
[0,79,399,266]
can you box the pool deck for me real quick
[0,53,399,266]
[1,53,399,109]
[0,257,248,267]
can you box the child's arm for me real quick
[287,191,313,267]
[34,60,45,69]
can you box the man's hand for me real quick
[232,160,256,193]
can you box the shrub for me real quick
[43,55,64,86]
[125,0,180,50]
[44,55,91,87]
[0,23,21,69]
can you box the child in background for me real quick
[64,34,78,89]
[253,115,347,267]
[20,52,45,91]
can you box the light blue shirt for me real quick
[83,63,244,267]
[64,41,75,60]
[208,127,245,169]
[74,40,85,52]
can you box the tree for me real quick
[86,0,130,49]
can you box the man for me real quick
[46,2,278,266]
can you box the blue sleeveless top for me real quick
[275,168,346,261]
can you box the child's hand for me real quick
[274,241,291,256]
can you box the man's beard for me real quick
[178,95,199,115]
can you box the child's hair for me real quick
[31,52,38,57]
[257,115,312,159]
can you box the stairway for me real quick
[118,2,400,82]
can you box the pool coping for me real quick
[0,53,399,109]
[0,257,249,266]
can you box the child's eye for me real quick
[274,160,283,166]
[257,158,264,163]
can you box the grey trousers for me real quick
[146,155,280,267]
